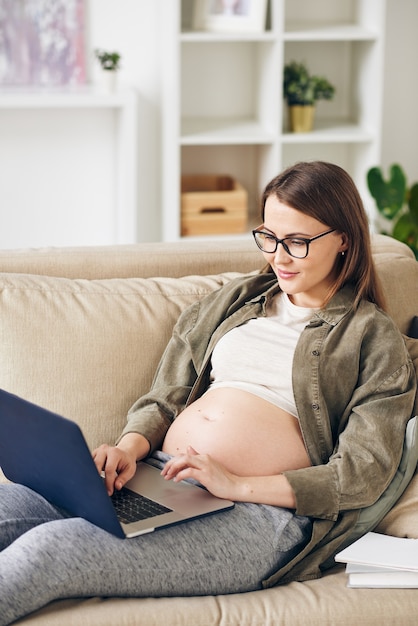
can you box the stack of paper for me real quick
[335,531,418,588]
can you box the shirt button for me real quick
[312,350,320,356]
[311,403,320,410]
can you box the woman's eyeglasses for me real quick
[252,228,336,259]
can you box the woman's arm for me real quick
[286,309,417,521]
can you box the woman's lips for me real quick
[276,269,298,280]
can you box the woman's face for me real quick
[261,195,348,308]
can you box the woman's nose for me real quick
[273,243,291,263]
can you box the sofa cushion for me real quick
[8,566,418,626]
[375,472,418,539]
[0,272,239,452]
[374,254,418,334]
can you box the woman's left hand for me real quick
[161,446,240,501]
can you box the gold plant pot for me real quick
[288,105,315,133]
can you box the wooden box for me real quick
[181,175,248,236]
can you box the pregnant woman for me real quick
[0,161,415,625]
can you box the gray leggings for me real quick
[0,454,312,625]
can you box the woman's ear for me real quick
[339,233,349,254]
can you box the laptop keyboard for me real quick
[111,487,172,524]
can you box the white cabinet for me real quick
[162,0,385,241]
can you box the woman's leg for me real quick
[0,481,311,626]
[0,483,68,550]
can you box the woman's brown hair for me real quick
[260,161,386,309]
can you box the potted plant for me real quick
[95,49,121,71]
[367,163,418,259]
[283,61,335,132]
[94,49,121,92]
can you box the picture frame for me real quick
[193,0,268,34]
[0,0,87,87]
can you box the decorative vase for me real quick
[99,69,117,93]
[288,105,315,133]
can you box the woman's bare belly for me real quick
[162,388,311,476]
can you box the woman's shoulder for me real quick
[342,296,409,361]
[329,286,400,330]
[325,287,406,354]
[357,297,402,331]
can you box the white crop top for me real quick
[208,293,315,417]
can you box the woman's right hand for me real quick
[92,433,150,496]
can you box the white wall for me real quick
[0,0,417,248]
[381,0,418,184]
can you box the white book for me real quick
[335,532,418,573]
[346,562,418,587]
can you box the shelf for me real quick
[182,118,374,146]
[282,120,374,144]
[181,117,276,145]
[179,232,255,244]
[180,25,377,44]
[0,85,134,109]
[284,23,378,41]
[162,0,385,241]
[181,31,276,43]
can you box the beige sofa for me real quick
[1,234,418,626]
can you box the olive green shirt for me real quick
[121,274,417,586]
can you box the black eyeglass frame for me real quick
[252,228,336,259]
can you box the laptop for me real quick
[0,389,234,539]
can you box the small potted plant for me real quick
[95,49,121,71]
[367,163,418,259]
[283,61,335,132]
[94,49,121,92]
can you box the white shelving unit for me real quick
[0,85,137,247]
[162,0,385,241]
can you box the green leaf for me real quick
[393,212,418,259]
[407,183,418,218]
[367,164,406,219]
[283,61,335,105]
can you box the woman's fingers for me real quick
[92,444,136,495]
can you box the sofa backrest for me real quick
[0,240,263,279]
[0,233,413,279]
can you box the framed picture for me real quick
[193,0,268,34]
[0,0,87,86]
